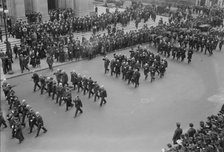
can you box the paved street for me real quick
[1,5,224,152]
[1,43,224,152]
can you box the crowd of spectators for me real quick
[162,106,224,152]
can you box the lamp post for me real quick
[1,0,13,74]
[1,0,8,43]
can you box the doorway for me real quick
[48,0,57,10]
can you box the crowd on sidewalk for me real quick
[162,106,224,152]
[0,2,158,76]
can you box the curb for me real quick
[2,43,148,81]
[2,59,83,80]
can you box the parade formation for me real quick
[1,0,224,152]
[1,80,47,144]
[32,69,108,111]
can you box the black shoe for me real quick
[4,125,7,128]
[43,130,47,133]
[35,135,39,137]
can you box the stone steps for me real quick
[0,38,21,52]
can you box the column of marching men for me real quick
[103,45,168,87]
[31,69,108,117]
[1,80,47,144]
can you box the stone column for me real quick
[58,0,66,9]
[7,0,26,21]
[24,0,33,13]
[74,0,94,17]
[33,0,49,21]
[66,0,75,9]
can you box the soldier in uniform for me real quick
[51,80,57,100]
[71,71,78,90]
[54,69,62,84]
[64,88,73,111]
[180,48,186,62]
[27,108,37,134]
[150,66,156,82]
[47,77,53,97]
[99,86,107,106]
[187,49,193,64]
[20,99,28,127]
[32,71,41,92]
[126,66,134,84]
[110,59,115,76]
[143,63,150,80]
[132,69,140,88]
[14,121,24,144]
[77,74,83,92]
[35,112,47,137]
[88,77,94,98]
[61,71,69,87]
[40,76,47,95]
[0,112,7,128]
[74,96,83,117]
[82,76,88,95]
[103,56,110,74]
[56,83,63,105]
[93,82,100,102]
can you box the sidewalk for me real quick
[0,6,168,81]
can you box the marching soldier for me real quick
[82,76,88,95]
[31,71,41,92]
[187,49,193,64]
[99,86,107,106]
[77,74,83,92]
[51,80,57,100]
[35,112,47,137]
[54,69,62,84]
[20,99,28,127]
[88,77,94,98]
[14,120,24,144]
[71,71,78,90]
[56,83,63,105]
[40,76,47,95]
[64,88,73,111]
[126,66,134,84]
[150,66,156,82]
[132,69,140,88]
[27,108,37,134]
[46,77,53,97]
[61,71,69,87]
[93,82,100,102]
[110,59,115,76]
[143,63,150,80]
[74,96,83,117]
[103,56,110,74]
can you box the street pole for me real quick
[2,0,8,44]
[2,0,13,74]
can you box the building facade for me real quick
[0,0,94,25]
